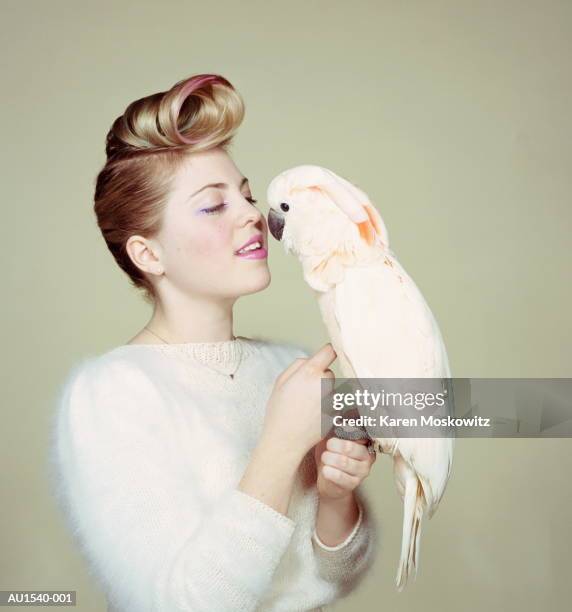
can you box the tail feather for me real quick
[396,478,425,592]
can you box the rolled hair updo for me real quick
[93,73,245,304]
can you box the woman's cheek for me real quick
[187,226,231,260]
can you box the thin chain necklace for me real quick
[143,326,242,380]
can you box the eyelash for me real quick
[203,197,258,215]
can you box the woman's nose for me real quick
[239,197,263,225]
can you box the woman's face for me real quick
[152,147,270,300]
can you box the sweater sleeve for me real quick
[48,357,296,612]
[311,488,378,596]
[284,344,379,593]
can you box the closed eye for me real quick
[202,196,257,215]
[202,203,227,215]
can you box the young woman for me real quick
[49,73,378,611]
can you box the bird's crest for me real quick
[289,167,388,247]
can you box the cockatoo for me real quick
[266,164,454,591]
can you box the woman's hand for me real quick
[261,344,337,462]
[314,435,376,500]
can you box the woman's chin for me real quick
[239,268,271,295]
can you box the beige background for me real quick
[2,1,571,610]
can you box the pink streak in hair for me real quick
[172,74,232,144]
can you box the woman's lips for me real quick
[235,245,268,259]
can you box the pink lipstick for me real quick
[234,233,268,259]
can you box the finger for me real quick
[322,465,360,489]
[321,450,369,477]
[350,439,376,461]
[276,357,307,385]
[327,437,370,460]
[305,343,337,372]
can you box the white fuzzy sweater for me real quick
[48,336,378,611]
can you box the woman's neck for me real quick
[128,296,236,345]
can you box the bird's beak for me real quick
[268,209,285,241]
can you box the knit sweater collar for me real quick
[115,335,260,376]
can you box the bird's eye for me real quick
[280,202,290,212]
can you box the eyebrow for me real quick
[188,176,249,200]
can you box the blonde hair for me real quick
[93,73,245,304]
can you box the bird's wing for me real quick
[333,255,455,512]
[400,435,455,515]
[333,255,444,379]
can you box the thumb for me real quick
[306,343,337,372]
